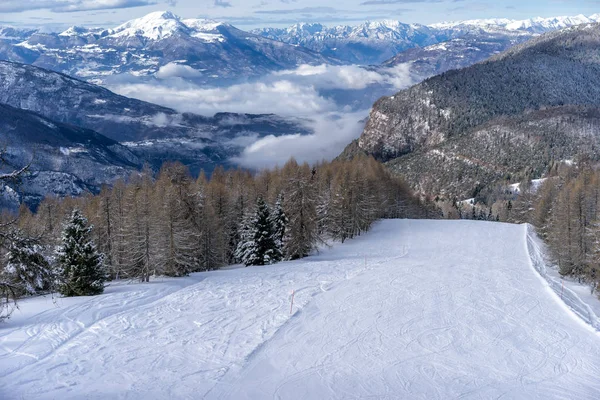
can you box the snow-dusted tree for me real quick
[1,229,52,297]
[55,209,106,297]
[271,193,288,256]
[235,197,281,266]
[235,212,258,266]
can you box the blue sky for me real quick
[0,0,598,29]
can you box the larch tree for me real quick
[282,161,320,260]
[122,168,157,282]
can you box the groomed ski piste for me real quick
[1,220,600,399]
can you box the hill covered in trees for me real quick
[343,23,600,199]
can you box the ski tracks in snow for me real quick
[2,220,600,399]
[210,221,600,400]
[0,225,406,400]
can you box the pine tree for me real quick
[55,209,106,297]
[271,193,287,259]
[235,212,259,267]
[235,197,281,266]
[254,197,282,265]
[1,229,52,296]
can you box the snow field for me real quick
[1,220,600,399]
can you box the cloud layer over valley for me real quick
[107,63,415,169]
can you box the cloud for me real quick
[0,0,162,13]
[360,0,443,4]
[214,0,232,8]
[112,78,338,115]
[230,111,367,169]
[155,63,203,79]
[274,64,412,90]
[107,63,416,168]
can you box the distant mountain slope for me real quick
[343,24,600,198]
[381,31,532,78]
[253,21,441,65]
[253,14,600,65]
[0,60,196,142]
[0,103,140,208]
[0,11,337,84]
[357,24,600,161]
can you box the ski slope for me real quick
[1,220,600,399]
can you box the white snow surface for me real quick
[1,220,600,399]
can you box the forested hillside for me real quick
[344,24,600,199]
[386,106,600,198]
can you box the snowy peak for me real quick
[431,14,600,33]
[100,12,232,43]
[182,18,224,32]
[58,26,105,37]
[286,22,327,37]
[112,11,190,40]
[182,18,227,42]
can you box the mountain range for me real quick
[343,23,600,200]
[0,102,140,208]
[0,11,335,85]
[1,12,599,86]
[253,14,600,65]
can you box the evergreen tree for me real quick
[235,197,281,266]
[1,229,52,296]
[271,193,288,257]
[55,209,106,297]
[235,212,259,267]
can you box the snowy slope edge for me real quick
[524,224,600,331]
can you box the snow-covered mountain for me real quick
[0,11,336,84]
[254,14,600,64]
[381,30,532,78]
[2,12,596,80]
[430,14,600,33]
[253,20,441,65]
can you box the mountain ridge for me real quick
[0,11,338,85]
[252,13,600,64]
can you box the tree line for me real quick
[1,155,423,320]
[521,162,600,292]
[441,160,600,294]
